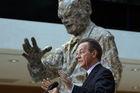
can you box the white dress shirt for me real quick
[87,62,101,76]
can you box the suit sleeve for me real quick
[72,69,115,93]
[94,69,115,93]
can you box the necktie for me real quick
[86,72,88,78]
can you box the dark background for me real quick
[0,0,140,32]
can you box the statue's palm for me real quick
[22,37,52,63]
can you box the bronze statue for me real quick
[22,0,122,93]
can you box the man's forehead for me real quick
[77,42,89,51]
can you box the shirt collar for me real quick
[87,62,100,75]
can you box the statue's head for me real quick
[58,0,92,36]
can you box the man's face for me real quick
[58,0,89,36]
[76,42,95,70]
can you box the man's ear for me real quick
[91,50,97,58]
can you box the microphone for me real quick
[48,82,59,90]
[43,82,59,93]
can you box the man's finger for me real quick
[42,80,52,86]
[58,70,68,78]
[42,83,49,88]
[41,86,48,91]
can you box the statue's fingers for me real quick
[31,37,38,48]
[31,37,41,52]
[42,46,52,54]
[24,38,31,49]
[22,53,30,60]
[23,44,31,53]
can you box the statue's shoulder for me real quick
[89,25,114,42]
[92,25,114,37]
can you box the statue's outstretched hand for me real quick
[22,37,52,63]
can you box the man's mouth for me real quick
[78,60,82,63]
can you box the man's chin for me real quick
[79,64,84,68]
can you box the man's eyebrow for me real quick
[79,48,84,51]
[77,48,84,53]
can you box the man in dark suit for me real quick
[58,38,115,93]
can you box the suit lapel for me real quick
[82,64,102,87]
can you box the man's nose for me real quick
[76,54,80,60]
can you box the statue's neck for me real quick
[74,21,95,39]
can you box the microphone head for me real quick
[48,82,59,90]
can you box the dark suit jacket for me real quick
[72,64,115,93]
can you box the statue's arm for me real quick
[22,37,64,82]
[27,60,48,82]
[100,33,122,88]
[27,49,64,82]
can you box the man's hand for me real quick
[41,79,59,93]
[22,37,52,63]
[58,70,73,90]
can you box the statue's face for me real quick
[58,0,90,36]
